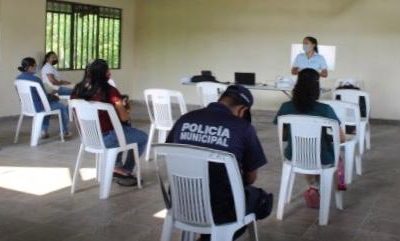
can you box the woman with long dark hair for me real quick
[291,36,328,78]
[274,68,344,208]
[16,57,70,138]
[71,59,148,186]
[41,51,73,96]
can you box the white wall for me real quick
[132,0,400,120]
[1,0,399,120]
[0,0,135,117]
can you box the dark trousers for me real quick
[200,185,264,241]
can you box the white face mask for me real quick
[303,44,313,53]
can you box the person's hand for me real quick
[61,80,71,85]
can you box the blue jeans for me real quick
[42,101,70,133]
[103,125,148,172]
[57,86,73,96]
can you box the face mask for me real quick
[303,44,313,53]
[51,60,59,65]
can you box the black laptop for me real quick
[234,72,256,85]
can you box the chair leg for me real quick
[319,169,335,225]
[145,124,155,161]
[158,130,168,143]
[359,122,366,155]
[57,112,65,142]
[99,149,118,199]
[68,100,73,122]
[277,163,292,220]
[133,145,142,189]
[286,172,296,204]
[95,153,102,183]
[366,123,371,150]
[71,144,84,194]
[335,190,344,210]
[211,228,234,241]
[344,144,355,184]
[160,211,174,241]
[180,231,196,241]
[14,114,24,143]
[248,221,259,241]
[355,153,362,176]
[30,115,45,147]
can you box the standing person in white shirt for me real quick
[41,51,73,96]
[291,36,328,78]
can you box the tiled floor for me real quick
[0,104,400,241]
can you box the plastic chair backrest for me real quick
[144,89,187,129]
[153,143,246,227]
[333,89,370,119]
[278,115,340,169]
[320,100,361,139]
[70,99,127,151]
[196,82,227,107]
[335,78,364,89]
[14,80,51,114]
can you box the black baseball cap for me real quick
[222,85,254,122]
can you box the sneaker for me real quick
[63,132,72,138]
[303,187,320,209]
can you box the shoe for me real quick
[303,187,320,209]
[41,132,50,139]
[113,172,134,179]
[63,132,72,138]
[116,177,143,187]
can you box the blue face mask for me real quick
[303,44,313,53]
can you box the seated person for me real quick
[71,59,148,186]
[274,68,345,208]
[166,85,271,241]
[16,57,70,138]
[41,51,73,96]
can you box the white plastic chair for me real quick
[144,89,187,161]
[276,115,343,226]
[335,78,364,90]
[196,82,227,107]
[153,143,259,241]
[58,95,72,121]
[14,80,64,146]
[70,99,142,199]
[321,100,362,183]
[333,89,371,154]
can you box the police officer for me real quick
[166,85,270,241]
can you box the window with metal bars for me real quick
[45,1,122,70]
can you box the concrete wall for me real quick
[132,0,400,120]
[0,0,135,117]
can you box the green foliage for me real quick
[45,12,121,70]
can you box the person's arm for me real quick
[114,100,130,122]
[291,67,300,75]
[46,73,71,86]
[243,170,257,185]
[320,69,328,78]
[291,55,301,75]
[339,128,346,143]
[320,56,328,78]
[242,125,268,185]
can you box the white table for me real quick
[183,82,331,98]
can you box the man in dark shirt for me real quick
[166,85,269,240]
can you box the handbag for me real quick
[337,156,347,191]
